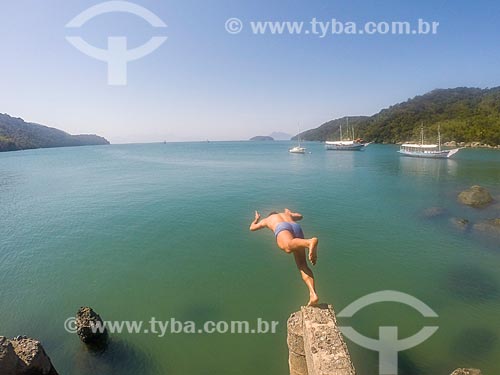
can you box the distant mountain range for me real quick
[0,113,109,152]
[295,87,500,146]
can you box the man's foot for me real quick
[307,294,319,307]
[308,237,318,265]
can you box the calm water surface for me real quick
[0,142,499,374]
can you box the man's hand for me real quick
[250,211,264,231]
[286,208,303,221]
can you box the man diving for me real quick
[249,209,319,306]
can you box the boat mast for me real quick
[297,124,301,148]
[421,122,424,146]
[438,124,441,151]
[340,123,343,142]
[350,117,355,140]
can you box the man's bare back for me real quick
[261,210,302,231]
[249,208,319,306]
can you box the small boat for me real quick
[289,126,307,154]
[289,145,306,154]
[325,118,366,151]
[398,124,461,159]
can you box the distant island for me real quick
[0,113,109,152]
[296,87,500,147]
[269,131,292,140]
[250,135,274,141]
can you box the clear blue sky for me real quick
[1,0,499,142]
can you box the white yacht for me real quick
[325,118,366,151]
[398,124,461,159]
[289,126,306,154]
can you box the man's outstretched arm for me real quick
[249,211,266,231]
[285,208,303,221]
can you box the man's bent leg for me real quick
[276,232,318,265]
[293,249,319,306]
[288,238,318,265]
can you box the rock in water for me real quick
[422,206,447,219]
[458,185,493,208]
[450,369,482,375]
[450,217,470,231]
[0,336,59,375]
[75,306,108,345]
[473,218,500,240]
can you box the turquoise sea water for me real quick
[0,142,499,375]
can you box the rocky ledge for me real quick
[287,304,355,375]
[0,336,58,375]
[450,369,482,375]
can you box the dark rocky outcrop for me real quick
[0,336,58,375]
[76,306,108,346]
[458,186,493,208]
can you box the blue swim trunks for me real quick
[274,222,304,239]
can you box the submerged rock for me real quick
[0,336,58,375]
[450,369,482,375]
[76,306,108,346]
[473,218,500,240]
[450,217,470,231]
[422,206,448,219]
[446,265,500,301]
[458,186,493,208]
[451,327,497,360]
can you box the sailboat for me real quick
[398,123,461,159]
[325,117,365,151]
[289,126,306,154]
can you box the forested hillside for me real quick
[0,113,109,152]
[298,87,500,146]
